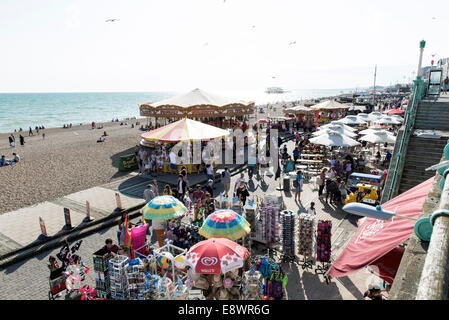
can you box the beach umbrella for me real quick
[309,130,361,147]
[369,112,383,119]
[358,127,396,137]
[389,114,404,123]
[141,118,230,142]
[258,119,268,124]
[384,109,405,114]
[309,99,350,110]
[359,132,397,144]
[357,113,379,122]
[140,195,187,220]
[198,209,251,241]
[374,117,402,125]
[184,238,250,274]
[336,116,367,126]
[321,121,357,132]
[284,105,313,115]
[312,125,358,138]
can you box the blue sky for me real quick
[0,0,448,92]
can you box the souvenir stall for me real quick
[140,118,230,174]
[109,255,129,300]
[183,238,250,300]
[92,248,112,299]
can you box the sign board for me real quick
[119,154,139,172]
[39,216,47,236]
[115,193,123,210]
[63,208,72,228]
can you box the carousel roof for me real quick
[139,88,255,118]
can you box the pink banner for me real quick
[131,224,149,255]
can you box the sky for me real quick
[0,0,448,93]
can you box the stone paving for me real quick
[0,133,379,300]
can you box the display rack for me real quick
[126,258,149,300]
[92,248,112,299]
[109,255,129,300]
[315,220,332,282]
[241,270,264,300]
[279,210,297,263]
[298,213,316,270]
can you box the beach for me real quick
[0,121,145,215]
[0,100,295,215]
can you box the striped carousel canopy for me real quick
[141,118,230,142]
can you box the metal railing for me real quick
[383,79,425,201]
[415,140,449,300]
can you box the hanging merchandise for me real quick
[126,258,150,300]
[316,220,332,263]
[280,210,297,260]
[266,271,287,300]
[109,255,129,300]
[242,270,264,300]
[298,213,315,269]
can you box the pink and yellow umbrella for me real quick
[141,118,230,143]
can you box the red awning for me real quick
[383,109,405,114]
[366,246,405,284]
[327,177,434,279]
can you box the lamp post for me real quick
[417,40,426,79]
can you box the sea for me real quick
[0,88,354,134]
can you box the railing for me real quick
[415,140,449,300]
[383,79,425,201]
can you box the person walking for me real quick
[177,174,187,200]
[443,76,449,94]
[221,167,231,197]
[19,134,25,146]
[294,170,304,203]
[143,183,156,204]
[236,182,250,206]
[205,164,215,188]
[28,127,33,136]
[318,168,327,200]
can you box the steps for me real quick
[397,136,447,194]
[414,101,449,131]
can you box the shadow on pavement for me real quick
[301,270,343,300]
[336,276,364,300]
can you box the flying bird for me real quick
[105,19,119,22]
[289,41,296,45]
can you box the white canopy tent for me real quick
[309,100,350,111]
[320,121,357,132]
[309,130,361,147]
[374,117,402,125]
[336,116,367,126]
[312,125,358,138]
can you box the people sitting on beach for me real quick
[12,153,20,163]
[97,136,105,143]
[103,131,108,137]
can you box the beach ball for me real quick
[157,252,174,269]
[174,255,186,269]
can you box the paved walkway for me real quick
[0,134,378,300]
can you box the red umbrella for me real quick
[383,109,405,114]
[258,119,268,124]
[184,238,249,274]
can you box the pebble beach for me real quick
[0,101,296,215]
[0,121,145,214]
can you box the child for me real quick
[307,202,316,215]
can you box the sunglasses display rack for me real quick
[279,210,297,262]
[298,213,316,270]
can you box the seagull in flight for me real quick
[105,19,120,22]
[289,41,296,45]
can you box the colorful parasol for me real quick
[141,118,230,142]
[140,195,187,220]
[185,238,249,274]
[383,109,405,114]
[198,210,251,241]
